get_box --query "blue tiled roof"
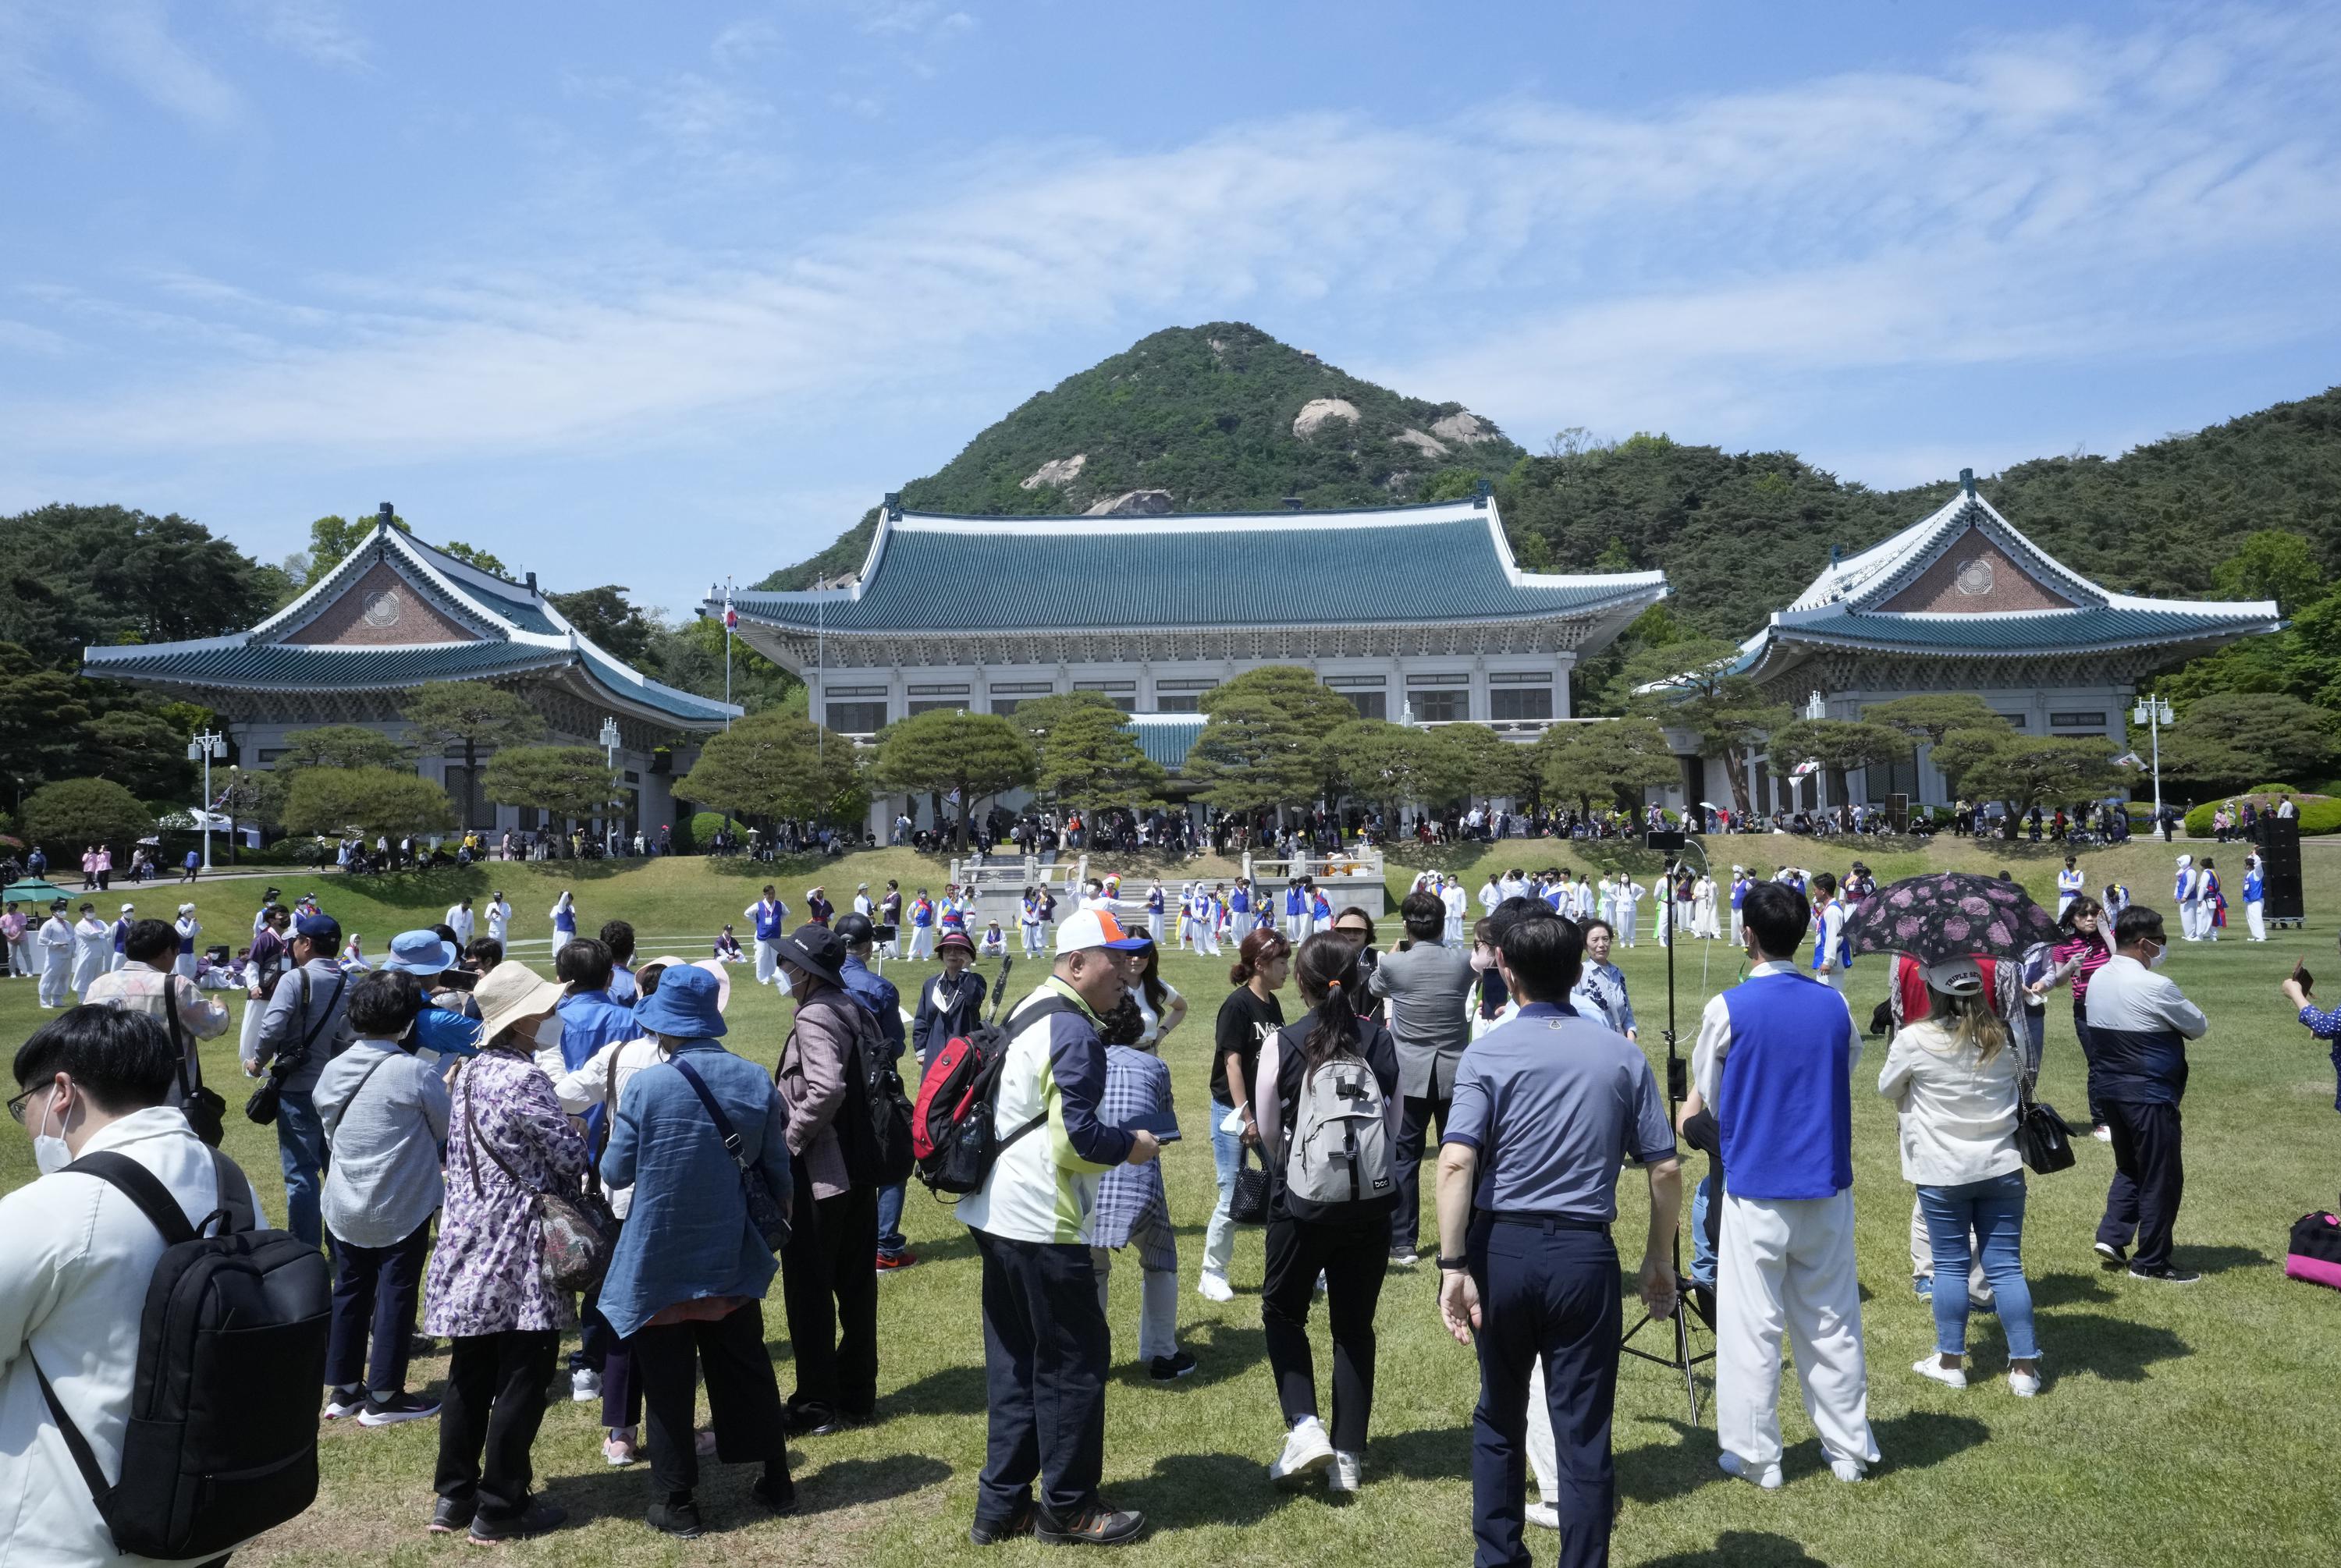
[1777,605,2276,654]
[735,508,1663,633]
[577,646,737,722]
[85,640,564,689]
[1126,715,1206,772]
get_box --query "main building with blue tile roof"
[84,509,738,840]
[720,490,1670,750]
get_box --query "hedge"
[2184,795,2341,837]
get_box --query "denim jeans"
[1916,1170,2036,1360]
[275,1089,328,1252]
[1689,1172,1716,1288]
[1204,1098,1241,1278]
[876,1181,908,1259]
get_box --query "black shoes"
[428,1496,474,1535]
[971,1504,1036,1546]
[783,1402,872,1437]
[647,1500,704,1539]
[2094,1240,2128,1271]
[467,1499,566,1544]
[751,1474,799,1515]
[2129,1265,2201,1284]
[1035,1500,1146,1546]
[1149,1351,1197,1382]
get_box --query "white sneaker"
[570,1368,601,1403]
[1912,1356,1968,1390]
[1327,1451,1362,1495]
[2092,1126,2113,1144]
[2008,1368,2042,1398]
[1270,1418,1334,1486]
[1195,1271,1234,1304]
[1718,1452,1782,1490]
[1524,1502,1561,1530]
[1829,1458,1868,1483]
[323,1394,364,1421]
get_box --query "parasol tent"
[1842,871,2057,967]
[3,878,71,903]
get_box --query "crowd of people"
[0,823,2277,1566]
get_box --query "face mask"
[775,969,794,997]
[531,1015,565,1050]
[2144,941,2167,970]
[1469,946,1496,974]
[32,1088,71,1176]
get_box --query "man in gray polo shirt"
[1434,911,1679,1568]
[1370,889,1476,1265]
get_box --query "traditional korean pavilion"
[83,511,737,838]
[1698,471,2282,812]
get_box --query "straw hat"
[473,960,567,1045]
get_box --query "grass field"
[4,835,2336,1566]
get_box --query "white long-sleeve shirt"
[37,917,73,960]
[445,905,474,945]
[484,901,511,942]
[1693,960,1863,1108]
[0,1109,268,1568]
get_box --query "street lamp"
[186,729,226,871]
[599,717,621,853]
[1804,690,1827,722]
[2132,693,2173,825]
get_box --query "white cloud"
[232,0,369,69]
[9,4,2341,480]
[711,16,782,68]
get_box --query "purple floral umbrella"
[1841,871,2057,964]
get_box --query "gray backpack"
[1279,1030,1394,1222]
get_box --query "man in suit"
[1369,890,1476,1268]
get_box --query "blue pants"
[876,1182,908,1259]
[1689,1172,1717,1288]
[2097,1099,2183,1274]
[275,1090,328,1251]
[324,1219,431,1399]
[1467,1215,1618,1568]
[1205,1098,1242,1276]
[1916,1172,2037,1360]
[973,1231,1109,1527]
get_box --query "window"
[1490,686,1553,722]
[990,698,1027,717]
[1993,713,2029,729]
[1409,689,1468,722]
[2050,711,2107,729]
[826,701,888,734]
[1324,676,1387,689]
[1156,695,1202,714]
[1487,670,1552,683]
[1156,678,1219,691]
[1075,680,1136,714]
[904,701,966,717]
[989,680,1054,695]
[1344,691,1387,720]
[1405,672,1469,685]
[909,683,971,697]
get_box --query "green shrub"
[2186,794,2341,836]
[691,811,731,850]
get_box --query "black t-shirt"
[1212,985,1286,1107]
[1270,1008,1401,1219]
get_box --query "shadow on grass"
[882,1362,990,1418]
[790,1453,952,1515]
[1114,1450,1288,1530]
[2029,1268,2116,1309]
[2039,1311,2188,1382]
[1640,1531,1838,1567]
[1362,1424,1469,1481]
[2176,1243,2269,1275]
[1177,1319,1269,1386]
[1621,1407,1987,1502]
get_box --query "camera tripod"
[1620,835,1714,1422]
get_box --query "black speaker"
[1645,830,1686,853]
[2259,818,2304,921]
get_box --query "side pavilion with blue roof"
[1695,471,2281,813]
[723,489,1667,722]
[83,509,738,839]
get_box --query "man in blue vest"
[1693,880,1877,1488]
[746,885,789,988]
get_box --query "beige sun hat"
[473,960,567,1045]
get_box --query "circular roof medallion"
[361,589,403,628]
[1953,557,1995,597]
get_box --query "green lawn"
[4,835,2336,1566]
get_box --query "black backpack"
[796,992,916,1190]
[32,1149,330,1560]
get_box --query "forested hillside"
[754,322,1527,590]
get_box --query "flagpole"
[723,576,734,729]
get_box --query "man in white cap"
[960,906,1157,1548]
[36,899,74,1009]
[108,903,135,971]
[2172,855,2201,941]
[70,903,112,1005]
[172,903,202,981]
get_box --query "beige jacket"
[779,982,861,1199]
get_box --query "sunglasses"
[7,1081,51,1126]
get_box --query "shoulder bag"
[2012,1060,2076,1176]
[165,982,227,1148]
[244,970,345,1126]
[670,1055,792,1252]
[460,1060,615,1292]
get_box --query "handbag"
[1228,1141,1272,1226]
[2012,1084,2076,1175]
[164,983,226,1148]
[671,1055,793,1253]
[462,1062,616,1293]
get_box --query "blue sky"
[5,1,2339,619]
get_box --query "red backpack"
[911,963,1074,1197]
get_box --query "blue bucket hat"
[633,961,727,1039]
[381,928,460,975]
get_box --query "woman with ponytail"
[1200,928,1291,1302]
[1251,933,1402,1495]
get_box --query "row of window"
[824,676,1558,733]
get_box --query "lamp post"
[2133,693,2172,825]
[599,716,621,853]
[186,729,226,870]
[1802,691,1827,811]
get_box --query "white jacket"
[0,1108,269,1568]
[553,1037,670,1220]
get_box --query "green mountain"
[754,322,1527,590]
[759,320,2341,651]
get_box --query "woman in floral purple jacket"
[423,963,586,1545]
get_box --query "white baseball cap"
[1054,908,1151,955]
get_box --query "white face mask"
[32,1086,72,1176]
[531,1015,565,1051]
[2144,940,2168,970]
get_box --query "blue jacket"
[559,988,641,1137]
[598,1039,790,1339]
[840,955,905,1065]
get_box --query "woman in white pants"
[2243,853,2267,941]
